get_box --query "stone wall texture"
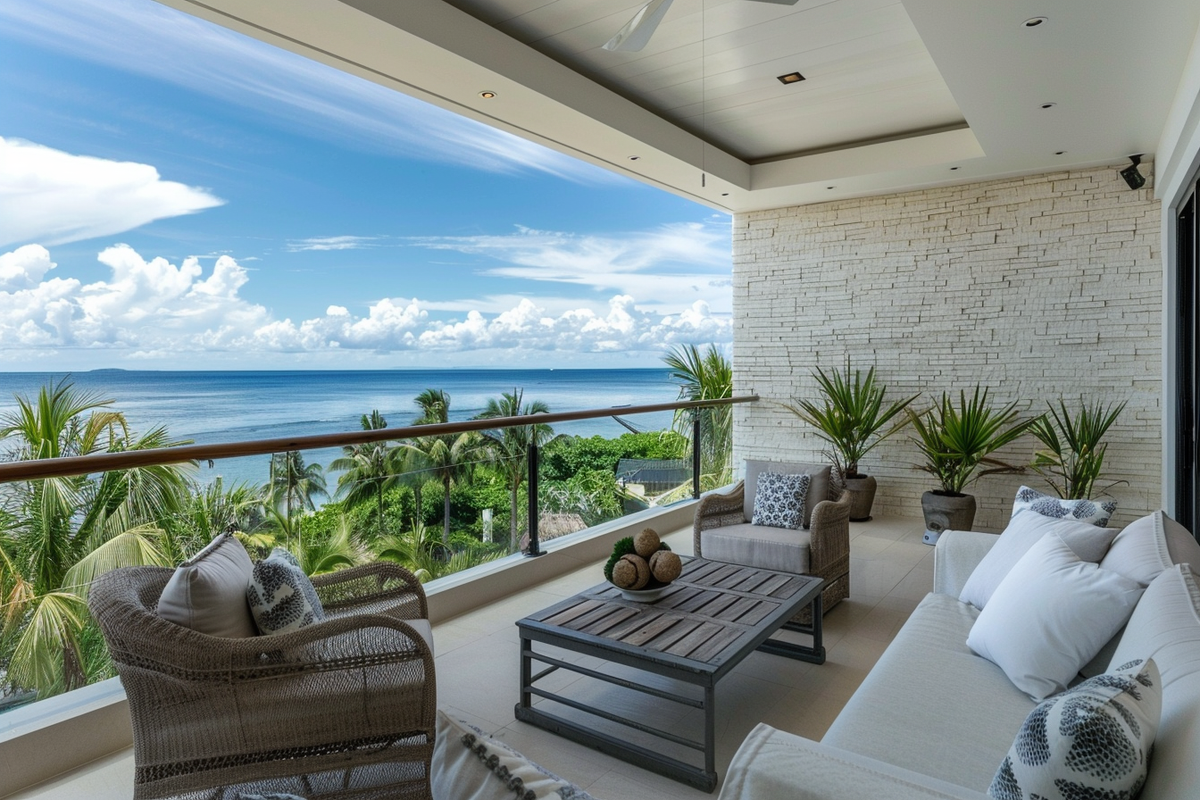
[732,164,1163,532]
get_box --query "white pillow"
[1101,510,1200,586]
[157,532,256,638]
[431,711,599,800]
[959,510,1120,610]
[989,658,1161,800]
[1011,485,1117,527]
[967,533,1144,700]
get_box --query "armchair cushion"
[157,532,256,638]
[751,472,810,529]
[744,460,832,529]
[699,523,812,574]
[248,548,326,635]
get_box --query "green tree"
[663,344,733,489]
[0,379,193,697]
[170,477,267,562]
[329,410,397,534]
[268,451,327,527]
[407,390,479,546]
[475,389,555,552]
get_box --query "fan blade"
[603,0,674,53]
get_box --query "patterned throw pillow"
[246,548,326,636]
[989,658,1161,800]
[751,471,810,530]
[1012,485,1117,528]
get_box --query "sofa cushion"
[966,533,1143,700]
[431,710,599,800]
[744,460,832,529]
[990,658,1161,800]
[1010,485,1117,527]
[959,510,1119,611]
[157,532,256,638]
[699,523,811,574]
[247,548,326,636]
[751,471,809,529]
[1104,564,1200,800]
[822,593,1035,791]
[1101,510,1200,586]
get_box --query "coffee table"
[514,558,825,792]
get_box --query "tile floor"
[11,516,932,799]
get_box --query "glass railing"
[0,393,754,714]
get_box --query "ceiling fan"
[603,0,799,52]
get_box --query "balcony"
[5,510,929,800]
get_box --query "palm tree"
[475,389,555,552]
[329,411,397,535]
[376,519,500,583]
[0,378,193,697]
[407,390,479,545]
[664,344,733,490]
[170,478,267,562]
[268,451,327,527]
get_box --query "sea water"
[0,369,682,489]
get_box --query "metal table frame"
[515,571,824,793]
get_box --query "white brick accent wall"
[732,164,1162,532]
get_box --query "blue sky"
[0,0,732,370]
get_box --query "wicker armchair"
[694,479,851,617]
[89,562,435,800]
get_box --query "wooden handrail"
[0,395,758,483]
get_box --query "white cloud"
[0,138,224,248]
[0,244,730,361]
[0,0,618,184]
[285,236,382,252]
[408,221,734,313]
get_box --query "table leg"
[758,593,825,664]
[519,634,532,711]
[704,683,716,779]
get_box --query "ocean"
[0,369,682,489]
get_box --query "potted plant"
[785,363,917,521]
[1029,398,1126,499]
[907,387,1033,544]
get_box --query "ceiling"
[154,0,1200,212]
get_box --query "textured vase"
[843,475,877,522]
[921,491,976,545]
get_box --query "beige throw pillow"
[157,532,256,638]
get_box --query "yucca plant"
[1029,399,1126,500]
[907,387,1033,495]
[784,364,917,479]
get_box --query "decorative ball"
[634,528,661,558]
[649,550,682,583]
[612,554,650,589]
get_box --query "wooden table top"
[517,558,823,677]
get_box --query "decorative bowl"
[613,579,671,602]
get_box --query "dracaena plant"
[907,387,1033,495]
[1029,399,1126,500]
[784,364,917,479]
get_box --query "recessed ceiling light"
[721,192,729,196]
[629,156,640,161]
[1055,151,1066,155]
[1023,17,1048,27]
[479,91,496,99]
[950,166,959,171]
[1040,102,1057,109]
[777,72,806,85]
[826,186,835,190]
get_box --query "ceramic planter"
[921,490,976,545]
[843,475,877,522]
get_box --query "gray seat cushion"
[744,460,833,529]
[822,593,1035,791]
[699,522,811,574]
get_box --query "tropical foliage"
[785,363,917,479]
[907,387,1033,495]
[475,389,556,551]
[407,390,480,545]
[663,344,733,490]
[1029,399,1126,500]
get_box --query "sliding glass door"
[1177,187,1198,531]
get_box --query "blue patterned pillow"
[246,548,326,636]
[989,658,1160,800]
[751,471,810,529]
[1012,485,1117,528]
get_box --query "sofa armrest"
[694,481,746,558]
[933,531,999,597]
[809,491,851,576]
[719,724,988,800]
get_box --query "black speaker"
[1120,155,1146,190]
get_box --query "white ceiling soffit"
[152,0,1200,212]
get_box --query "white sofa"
[718,511,1200,800]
